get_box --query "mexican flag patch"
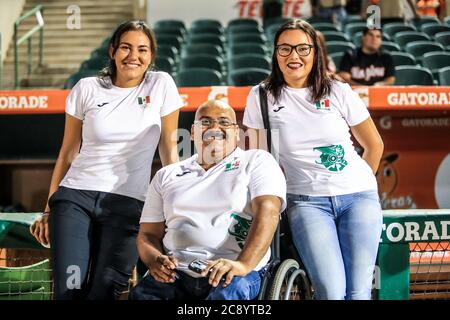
[137,96,151,108]
[315,99,330,110]
[225,159,240,172]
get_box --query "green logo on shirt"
[225,159,240,172]
[228,213,252,249]
[315,99,331,110]
[314,144,348,172]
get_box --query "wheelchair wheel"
[267,259,313,300]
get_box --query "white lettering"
[421,221,440,241]
[404,222,421,241]
[441,221,450,240]
[386,222,405,242]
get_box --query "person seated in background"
[129,100,286,300]
[312,0,348,24]
[338,27,396,86]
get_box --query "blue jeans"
[129,269,263,300]
[287,190,382,300]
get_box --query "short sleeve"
[385,54,396,78]
[335,82,370,127]
[160,73,184,117]
[339,50,353,74]
[65,79,86,120]
[248,150,287,212]
[243,86,265,129]
[140,172,165,223]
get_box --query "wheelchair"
[258,212,314,300]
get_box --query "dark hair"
[99,20,157,81]
[362,27,382,36]
[264,19,332,103]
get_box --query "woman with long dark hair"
[244,19,384,300]
[30,20,183,299]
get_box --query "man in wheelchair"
[129,100,286,300]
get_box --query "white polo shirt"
[140,147,287,277]
[60,71,183,201]
[243,81,378,196]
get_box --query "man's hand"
[149,254,178,283]
[201,259,251,288]
[30,214,50,247]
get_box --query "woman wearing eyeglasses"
[243,19,384,300]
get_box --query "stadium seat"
[175,68,223,87]
[330,52,344,71]
[394,31,431,49]
[405,41,445,61]
[154,27,186,40]
[228,54,271,71]
[422,51,450,78]
[187,34,225,48]
[227,25,263,37]
[412,16,441,29]
[390,52,417,66]
[154,19,186,32]
[191,19,222,29]
[158,45,179,61]
[394,66,435,85]
[227,68,270,86]
[312,22,340,32]
[179,54,223,73]
[434,31,450,50]
[228,18,259,28]
[189,26,224,36]
[265,23,283,44]
[264,17,289,28]
[181,44,223,58]
[228,43,268,57]
[381,41,401,52]
[80,57,109,71]
[326,41,356,54]
[154,56,175,74]
[445,16,450,25]
[155,34,183,51]
[341,15,364,27]
[421,24,450,37]
[438,66,450,85]
[351,32,391,46]
[322,31,350,42]
[228,33,267,45]
[65,69,99,89]
[383,23,417,37]
[90,47,108,60]
[344,22,368,37]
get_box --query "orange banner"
[1,86,450,115]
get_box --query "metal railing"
[13,4,44,88]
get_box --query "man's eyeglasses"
[194,118,238,128]
[276,44,314,57]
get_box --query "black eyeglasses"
[276,43,314,57]
[194,118,237,128]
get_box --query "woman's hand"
[30,213,50,247]
[148,254,178,283]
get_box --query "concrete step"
[17,22,127,31]
[21,73,72,87]
[23,6,131,15]
[13,29,112,40]
[19,14,132,27]
[5,55,91,65]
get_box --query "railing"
[13,5,44,88]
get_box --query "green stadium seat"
[330,52,344,71]
[179,54,223,73]
[438,66,450,85]
[227,68,270,86]
[312,22,340,32]
[412,16,441,29]
[265,23,283,44]
[187,34,225,48]
[189,26,225,36]
[228,18,259,28]
[227,25,263,37]
[383,23,416,37]
[154,56,175,74]
[326,41,356,55]
[90,47,108,60]
[422,51,450,79]
[80,57,108,72]
[154,27,186,39]
[158,45,179,61]
[421,23,450,37]
[445,16,450,25]
[155,34,183,51]
[344,22,367,37]
[175,68,223,87]
[228,33,267,45]
[322,31,349,42]
[0,259,51,300]
[434,31,450,50]
[154,19,186,32]
[182,44,223,58]
[228,43,268,57]
[405,41,445,61]
[228,54,271,71]
[394,66,435,85]
[342,15,364,27]
[390,52,417,66]
[191,19,222,29]
[264,17,289,27]
[381,41,401,52]
[351,31,391,46]
[394,31,431,49]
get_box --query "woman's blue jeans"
[287,190,382,300]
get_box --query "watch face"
[188,259,209,274]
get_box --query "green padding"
[0,286,51,300]
[0,213,44,249]
[0,259,51,296]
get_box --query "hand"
[30,213,50,247]
[201,259,251,288]
[148,254,178,284]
